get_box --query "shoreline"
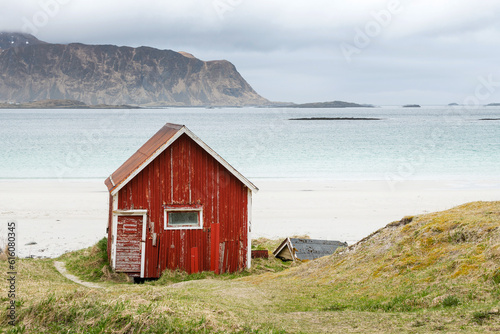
[252,179,500,244]
[1,178,498,258]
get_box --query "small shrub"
[492,269,500,284]
[448,230,477,244]
[96,237,108,262]
[370,295,419,312]
[324,303,347,311]
[472,311,490,325]
[411,320,426,328]
[442,295,460,307]
[4,325,26,334]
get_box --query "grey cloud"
[2,0,500,104]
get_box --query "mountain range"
[0,32,268,107]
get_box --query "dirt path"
[54,261,105,289]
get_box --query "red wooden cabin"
[104,123,258,279]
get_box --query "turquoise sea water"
[1,106,499,181]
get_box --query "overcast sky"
[2,0,500,105]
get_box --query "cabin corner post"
[110,192,119,270]
[107,193,113,261]
[247,188,252,269]
[140,212,147,278]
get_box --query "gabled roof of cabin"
[273,238,347,261]
[104,123,258,195]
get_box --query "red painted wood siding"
[116,134,248,277]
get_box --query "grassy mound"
[252,201,500,312]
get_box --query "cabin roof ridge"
[104,122,258,195]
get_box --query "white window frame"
[164,206,203,230]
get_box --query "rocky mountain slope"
[0,33,269,106]
[0,32,46,50]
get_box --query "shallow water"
[1,106,499,180]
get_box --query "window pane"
[168,211,199,226]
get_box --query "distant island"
[403,104,421,108]
[0,99,140,109]
[289,117,381,121]
[287,101,374,108]
[485,103,500,106]
[448,103,459,106]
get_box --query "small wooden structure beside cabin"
[104,123,258,278]
[251,250,269,259]
[273,238,347,262]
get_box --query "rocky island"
[287,100,374,108]
[0,99,139,109]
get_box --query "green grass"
[151,268,248,285]
[18,293,220,333]
[149,248,292,286]
[2,201,500,333]
[57,236,292,287]
[58,237,129,283]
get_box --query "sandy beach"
[1,178,498,258]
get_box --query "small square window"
[168,211,198,226]
[164,207,203,230]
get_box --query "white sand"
[1,179,498,258]
[0,180,108,258]
[252,179,500,244]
